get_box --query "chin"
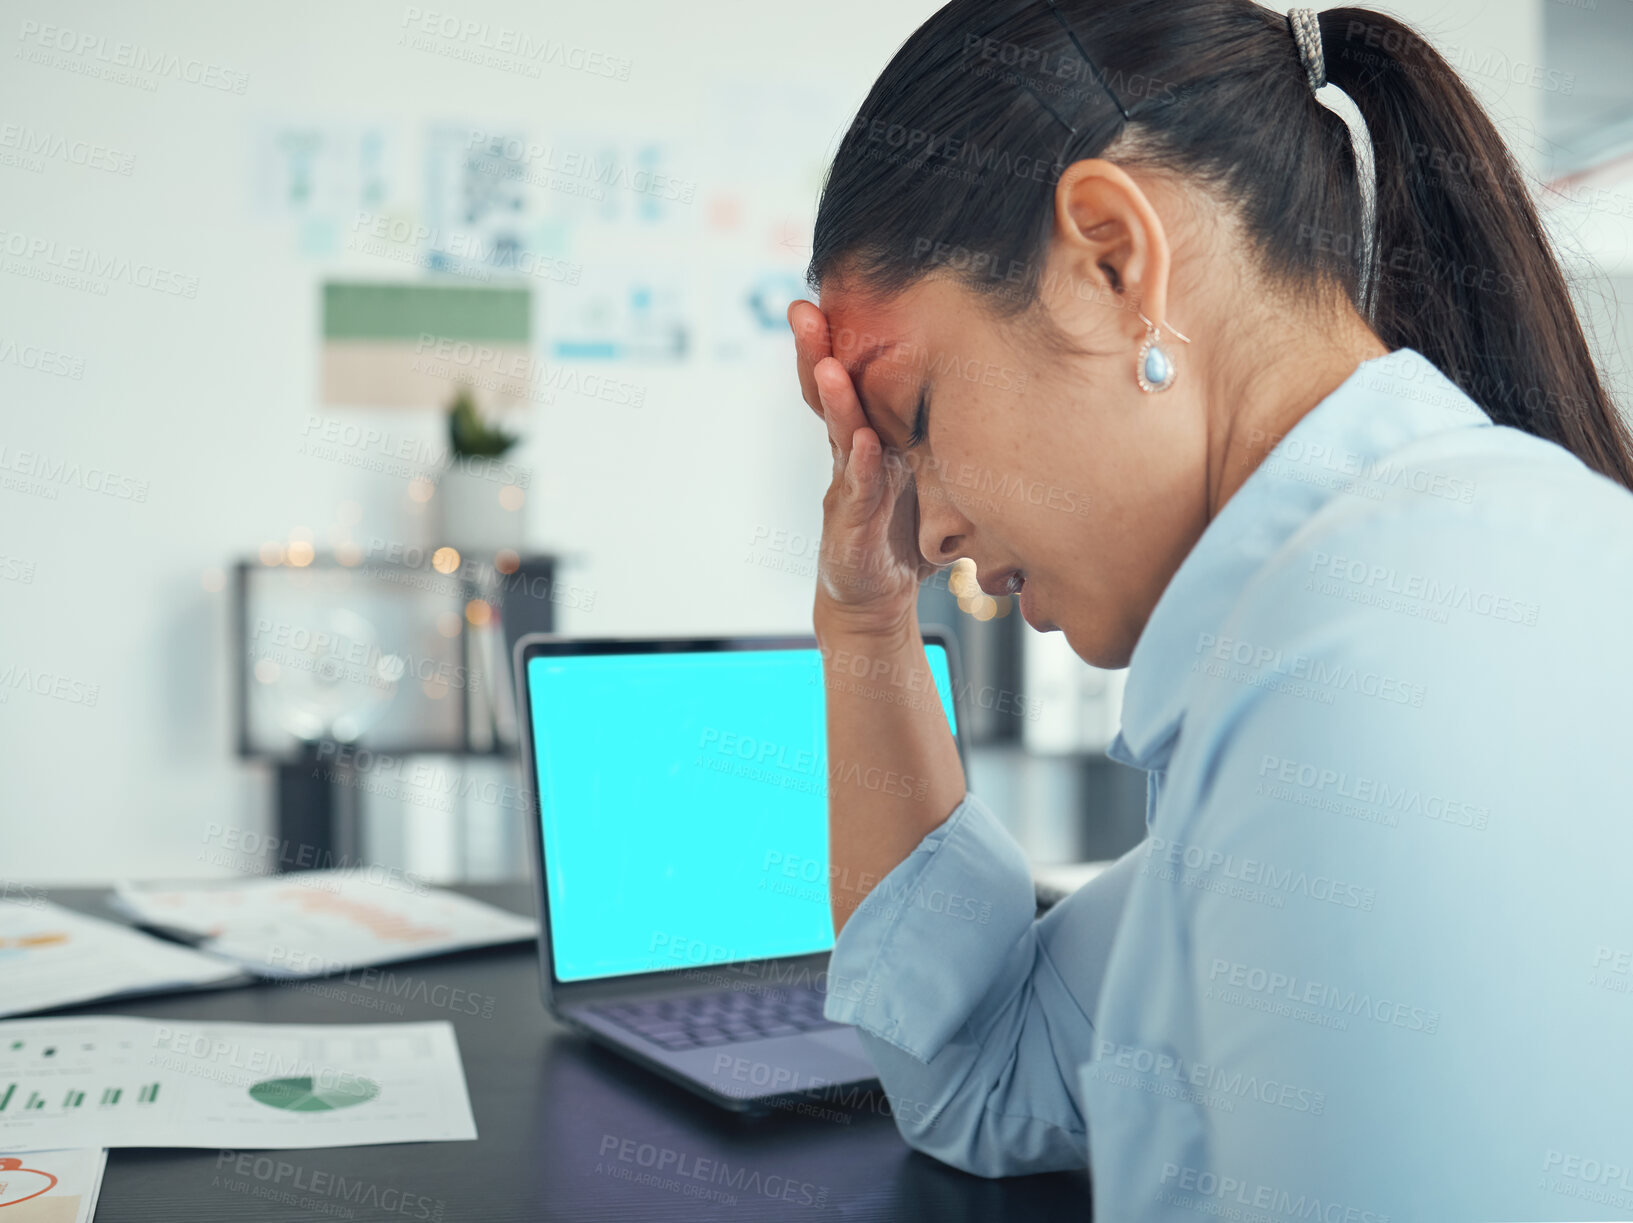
[1058,622,1133,670]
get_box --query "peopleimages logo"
[14,20,250,93]
[0,124,135,175]
[1542,1149,1633,1194]
[595,1134,828,1208]
[1090,1039,1327,1115]
[214,1151,445,1221]
[1158,1163,1390,1223]
[467,131,694,203]
[695,727,932,802]
[1305,550,1540,626]
[0,446,150,502]
[1142,834,1376,910]
[1257,754,1490,830]
[1194,632,1428,707]
[0,227,200,297]
[0,664,100,708]
[0,336,85,379]
[250,618,474,694]
[398,8,632,80]
[1207,958,1440,1034]
[1245,419,1479,504]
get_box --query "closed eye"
[905,389,930,448]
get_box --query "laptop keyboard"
[589,985,839,1051]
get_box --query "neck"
[1201,310,1389,520]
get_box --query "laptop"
[512,630,967,1112]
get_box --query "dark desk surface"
[49,884,1092,1222]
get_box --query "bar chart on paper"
[0,1017,477,1150]
[0,1032,165,1118]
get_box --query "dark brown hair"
[806,0,1633,490]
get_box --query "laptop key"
[637,1025,690,1042]
[594,984,841,1048]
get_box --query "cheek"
[1016,495,1100,585]
[997,460,1099,544]
[923,396,1093,534]
[1013,462,1095,522]
[917,450,1002,527]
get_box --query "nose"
[915,474,972,567]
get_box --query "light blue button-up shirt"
[823,347,1633,1221]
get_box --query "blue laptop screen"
[527,643,957,982]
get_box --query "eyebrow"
[847,342,890,383]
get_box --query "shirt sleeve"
[823,791,1144,1177]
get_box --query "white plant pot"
[432,458,526,556]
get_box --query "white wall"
[0,0,926,881]
[3,0,1586,883]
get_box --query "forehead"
[820,279,935,393]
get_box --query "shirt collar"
[1105,347,1493,774]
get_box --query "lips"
[977,568,1025,598]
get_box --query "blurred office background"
[2,0,1629,885]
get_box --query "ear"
[1051,159,1172,339]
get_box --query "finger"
[793,309,831,423]
[814,353,869,459]
[841,425,890,523]
[878,443,916,492]
[788,299,831,421]
[819,383,849,481]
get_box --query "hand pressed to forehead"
[787,298,881,472]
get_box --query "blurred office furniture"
[233,551,558,869]
[492,553,565,742]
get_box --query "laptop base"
[565,1002,880,1113]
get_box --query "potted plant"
[432,384,527,556]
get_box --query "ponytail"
[1321,9,1633,490]
[808,0,1633,489]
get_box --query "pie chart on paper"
[247,1075,380,1112]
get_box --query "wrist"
[812,596,920,653]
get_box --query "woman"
[787,1,1633,1218]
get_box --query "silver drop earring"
[1135,310,1192,394]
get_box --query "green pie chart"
[247,1075,380,1112]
